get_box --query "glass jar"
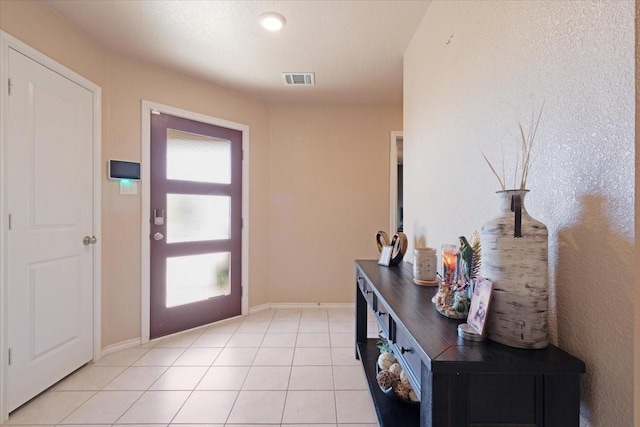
[441,244,458,284]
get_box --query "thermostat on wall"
[108,160,141,181]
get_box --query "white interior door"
[6,48,94,412]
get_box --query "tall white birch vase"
[480,189,549,349]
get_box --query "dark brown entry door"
[150,112,242,339]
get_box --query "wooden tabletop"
[356,260,585,375]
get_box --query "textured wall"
[635,3,639,425]
[268,104,402,304]
[404,1,634,425]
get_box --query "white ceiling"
[45,0,431,105]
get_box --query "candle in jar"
[441,244,458,284]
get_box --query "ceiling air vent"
[282,72,315,86]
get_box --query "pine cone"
[393,381,411,400]
[376,370,398,389]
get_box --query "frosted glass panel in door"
[167,128,231,183]
[166,194,230,243]
[166,252,231,307]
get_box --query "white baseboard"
[97,338,141,360]
[251,302,354,312]
[247,303,272,313]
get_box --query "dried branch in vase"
[482,103,544,190]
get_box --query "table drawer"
[374,297,391,338]
[392,323,422,394]
[357,271,375,308]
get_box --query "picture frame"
[467,277,493,335]
[378,245,393,266]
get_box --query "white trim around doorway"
[389,131,403,235]
[0,31,102,422]
[140,101,250,344]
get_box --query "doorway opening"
[389,131,403,234]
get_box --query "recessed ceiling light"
[259,12,286,32]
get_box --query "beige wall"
[635,2,639,425]
[404,1,634,425]
[268,105,401,304]
[102,55,273,345]
[1,1,399,348]
[0,0,108,87]
[0,0,273,347]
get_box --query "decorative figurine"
[376,231,408,266]
[457,235,473,286]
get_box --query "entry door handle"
[154,209,164,225]
[83,235,97,245]
[153,232,164,241]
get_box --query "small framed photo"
[378,245,393,266]
[467,277,493,335]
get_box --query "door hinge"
[8,213,12,230]
[241,149,244,161]
[241,218,244,229]
[8,78,12,96]
[8,348,12,365]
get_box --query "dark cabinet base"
[355,260,585,427]
[426,370,542,426]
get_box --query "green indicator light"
[120,179,131,185]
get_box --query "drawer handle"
[377,311,386,316]
[401,346,411,354]
[365,290,372,294]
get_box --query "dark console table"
[355,260,585,427]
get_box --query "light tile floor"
[4,307,381,427]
